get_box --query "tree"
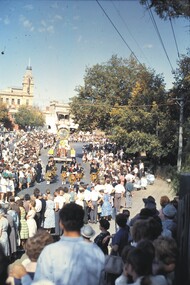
[0,103,12,129]
[108,71,177,160]
[14,106,45,129]
[70,55,148,130]
[71,55,178,161]
[140,0,190,19]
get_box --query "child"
[94,219,110,255]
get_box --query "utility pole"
[176,96,184,172]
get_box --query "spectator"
[80,224,95,242]
[0,207,10,256]
[22,203,105,285]
[153,236,178,285]
[26,200,37,238]
[123,247,167,285]
[111,213,130,256]
[94,218,110,254]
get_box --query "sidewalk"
[91,178,175,236]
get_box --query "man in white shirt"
[89,186,101,224]
[34,190,42,229]
[54,188,66,236]
[114,180,125,214]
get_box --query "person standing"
[89,186,101,224]
[0,207,10,256]
[125,179,134,208]
[21,203,105,285]
[44,195,55,233]
[114,180,125,214]
[139,160,144,179]
[26,200,37,238]
[35,159,42,183]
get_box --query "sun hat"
[163,203,177,218]
[81,225,95,239]
[143,196,156,209]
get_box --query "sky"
[0,0,189,108]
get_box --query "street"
[18,142,90,197]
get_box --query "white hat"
[15,196,20,202]
[81,225,95,239]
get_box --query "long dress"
[19,207,29,240]
[27,209,37,238]
[101,194,112,217]
[0,216,10,256]
[5,214,17,255]
[44,200,55,229]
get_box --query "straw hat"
[81,225,95,239]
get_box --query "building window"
[6,98,9,104]
[12,98,15,104]
[17,99,20,105]
[26,99,29,106]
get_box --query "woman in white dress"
[26,200,37,238]
[0,174,7,202]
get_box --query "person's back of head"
[153,236,178,275]
[9,196,15,203]
[127,247,152,277]
[25,229,54,262]
[63,187,69,194]
[24,193,31,201]
[116,213,128,228]
[33,188,40,198]
[59,203,84,232]
[132,217,162,243]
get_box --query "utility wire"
[96,0,142,66]
[146,0,175,73]
[76,102,178,108]
[169,17,180,59]
[111,0,151,66]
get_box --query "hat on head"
[163,204,177,218]
[143,196,156,209]
[81,225,95,239]
[14,196,20,202]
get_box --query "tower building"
[0,65,34,113]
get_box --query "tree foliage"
[71,55,149,130]
[14,106,45,129]
[0,103,13,129]
[70,55,178,160]
[140,0,190,19]
[0,103,10,124]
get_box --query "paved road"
[19,142,175,236]
[19,142,91,197]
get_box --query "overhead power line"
[146,0,175,73]
[111,0,151,66]
[76,101,178,108]
[96,0,142,66]
[169,17,180,59]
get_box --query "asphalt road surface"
[18,142,90,197]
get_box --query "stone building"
[43,100,78,134]
[0,65,34,115]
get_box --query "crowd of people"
[0,130,55,200]
[0,130,179,285]
[0,194,178,285]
